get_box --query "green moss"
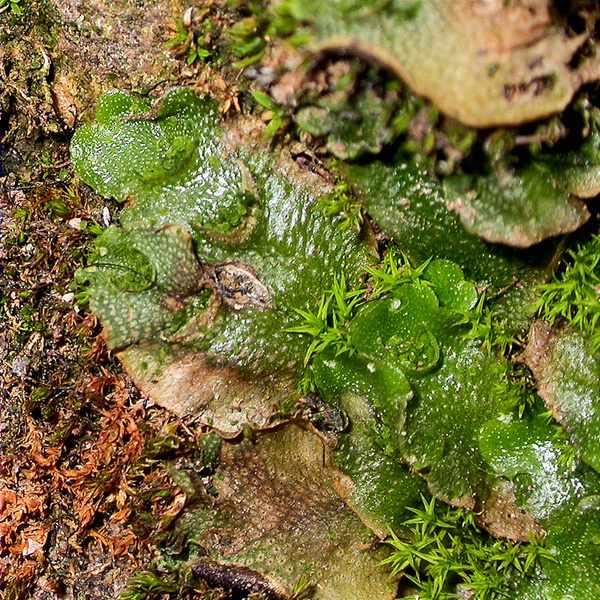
[200,433,221,473]
[535,234,600,352]
[71,89,225,218]
[422,258,478,313]
[118,572,178,600]
[316,183,363,232]
[296,85,399,159]
[382,495,553,600]
[70,84,600,599]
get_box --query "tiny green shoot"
[252,90,289,138]
[317,183,364,232]
[165,17,210,65]
[0,0,22,15]
[291,573,314,599]
[366,248,431,299]
[458,294,519,354]
[286,273,367,367]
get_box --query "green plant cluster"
[235,1,600,255]
[70,87,371,377]
[165,17,211,65]
[219,0,311,69]
[289,249,479,382]
[251,90,289,138]
[535,234,600,350]
[316,183,364,232]
[382,496,553,600]
[70,87,600,600]
[224,2,269,70]
[164,0,306,70]
[459,295,521,355]
[119,572,178,600]
[306,254,531,505]
[287,272,365,372]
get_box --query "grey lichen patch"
[279,0,600,127]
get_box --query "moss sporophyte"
[71,87,600,599]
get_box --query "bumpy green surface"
[77,225,205,349]
[478,389,600,599]
[422,258,478,313]
[344,161,556,291]
[72,88,372,377]
[510,496,600,600]
[544,332,600,474]
[313,350,425,534]
[542,118,600,198]
[71,89,243,231]
[348,284,446,375]
[402,335,517,502]
[445,163,589,248]
[318,270,517,505]
[177,425,399,600]
[479,415,585,523]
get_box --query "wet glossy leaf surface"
[344,161,556,290]
[72,88,372,422]
[510,496,600,600]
